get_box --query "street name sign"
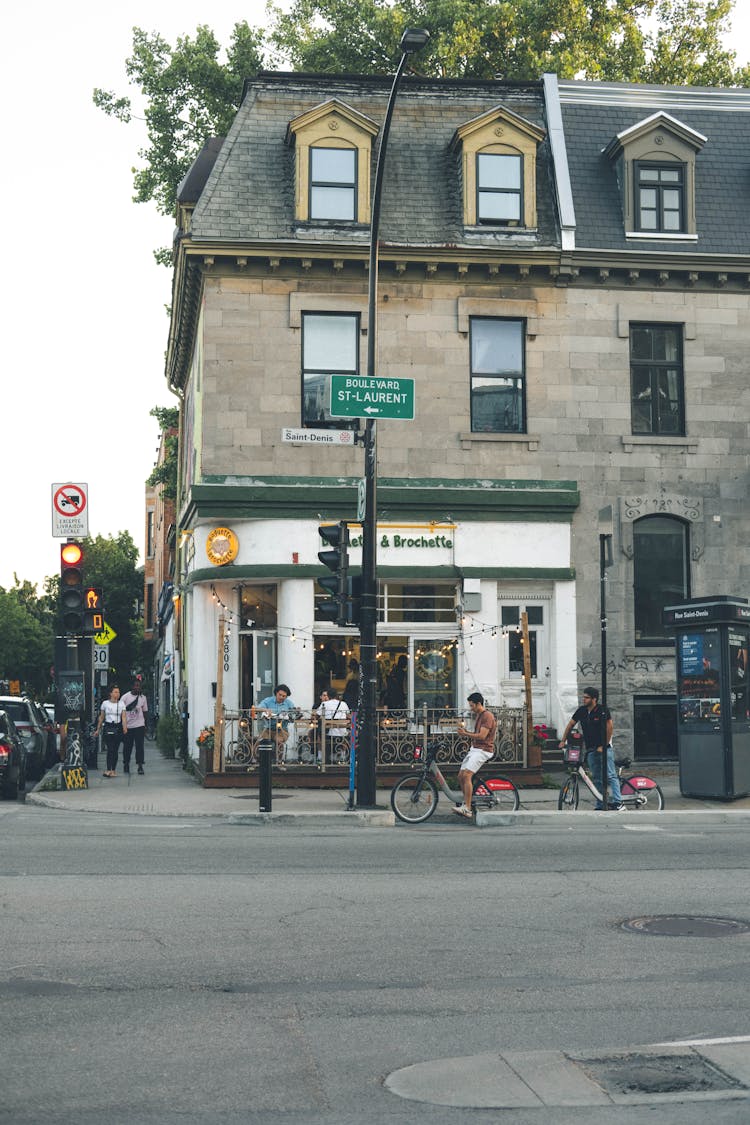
[281,427,355,445]
[330,376,415,420]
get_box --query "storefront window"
[413,640,457,710]
[314,634,458,711]
[501,603,543,677]
[240,585,277,629]
[315,580,456,624]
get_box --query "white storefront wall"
[184,518,576,753]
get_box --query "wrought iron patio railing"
[217,705,526,772]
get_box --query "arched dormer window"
[633,515,690,646]
[286,99,379,224]
[604,112,707,240]
[450,106,545,230]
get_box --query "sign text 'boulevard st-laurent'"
[330,375,415,420]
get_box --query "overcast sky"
[3,1,748,593]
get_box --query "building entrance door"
[240,631,276,708]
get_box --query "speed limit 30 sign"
[93,644,109,669]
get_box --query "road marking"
[657,1035,750,1047]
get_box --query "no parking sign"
[52,482,89,537]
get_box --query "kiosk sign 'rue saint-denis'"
[329,375,415,420]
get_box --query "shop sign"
[206,527,239,566]
[349,530,453,549]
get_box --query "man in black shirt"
[559,686,624,810]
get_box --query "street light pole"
[357,27,430,807]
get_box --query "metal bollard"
[258,738,273,812]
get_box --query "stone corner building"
[164,70,750,766]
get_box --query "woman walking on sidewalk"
[95,685,126,778]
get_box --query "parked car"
[0,709,26,799]
[0,697,47,780]
[42,702,62,759]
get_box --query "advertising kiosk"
[663,596,750,799]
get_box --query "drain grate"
[578,1053,745,1096]
[621,914,750,937]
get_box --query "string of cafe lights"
[209,585,523,655]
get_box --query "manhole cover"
[621,914,750,937]
[578,1053,745,1096]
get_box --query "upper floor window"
[146,510,155,558]
[630,324,684,435]
[636,163,685,233]
[604,112,706,240]
[633,516,689,646]
[470,317,525,433]
[310,147,356,220]
[302,312,359,427]
[287,99,378,224]
[451,106,545,230]
[476,153,522,224]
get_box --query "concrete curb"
[227,811,395,827]
[475,808,750,828]
[384,1039,750,1109]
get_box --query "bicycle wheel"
[390,775,439,823]
[620,775,665,810]
[558,775,579,811]
[472,774,520,812]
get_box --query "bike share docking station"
[664,596,750,799]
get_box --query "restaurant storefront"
[177,478,580,770]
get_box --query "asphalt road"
[2,803,750,1124]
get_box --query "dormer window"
[451,106,545,230]
[604,112,706,240]
[477,153,522,223]
[635,163,685,233]
[287,99,379,224]
[310,146,356,220]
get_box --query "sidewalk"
[26,741,750,825]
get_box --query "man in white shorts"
[453,691,496,818]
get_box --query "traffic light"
[60,541,84,634]
[82,587,104,636]
[318,522,349,626]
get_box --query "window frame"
[469,316,526,434]
[633,515,690,647]
[475,152,523,226]
[629,323,685,437]
[308,145,357,222]
[301,311,360,429]
[634,161,686,234]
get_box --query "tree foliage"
[146,405,179,502]
[0,581,54,696]
[93,22,266,220]
[270,0,742,84]
[94,2,746,225]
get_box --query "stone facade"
[165,73,750,758]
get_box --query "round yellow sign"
[206,527,239,566]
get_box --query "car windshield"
[0,714,9,736]
[1,700,29,724]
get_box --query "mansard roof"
[557,79,750,255]
[189,72,559,250]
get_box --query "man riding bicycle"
[454,692,496,819]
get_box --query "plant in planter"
[196,726,215,753]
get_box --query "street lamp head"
[399,27,430,53]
